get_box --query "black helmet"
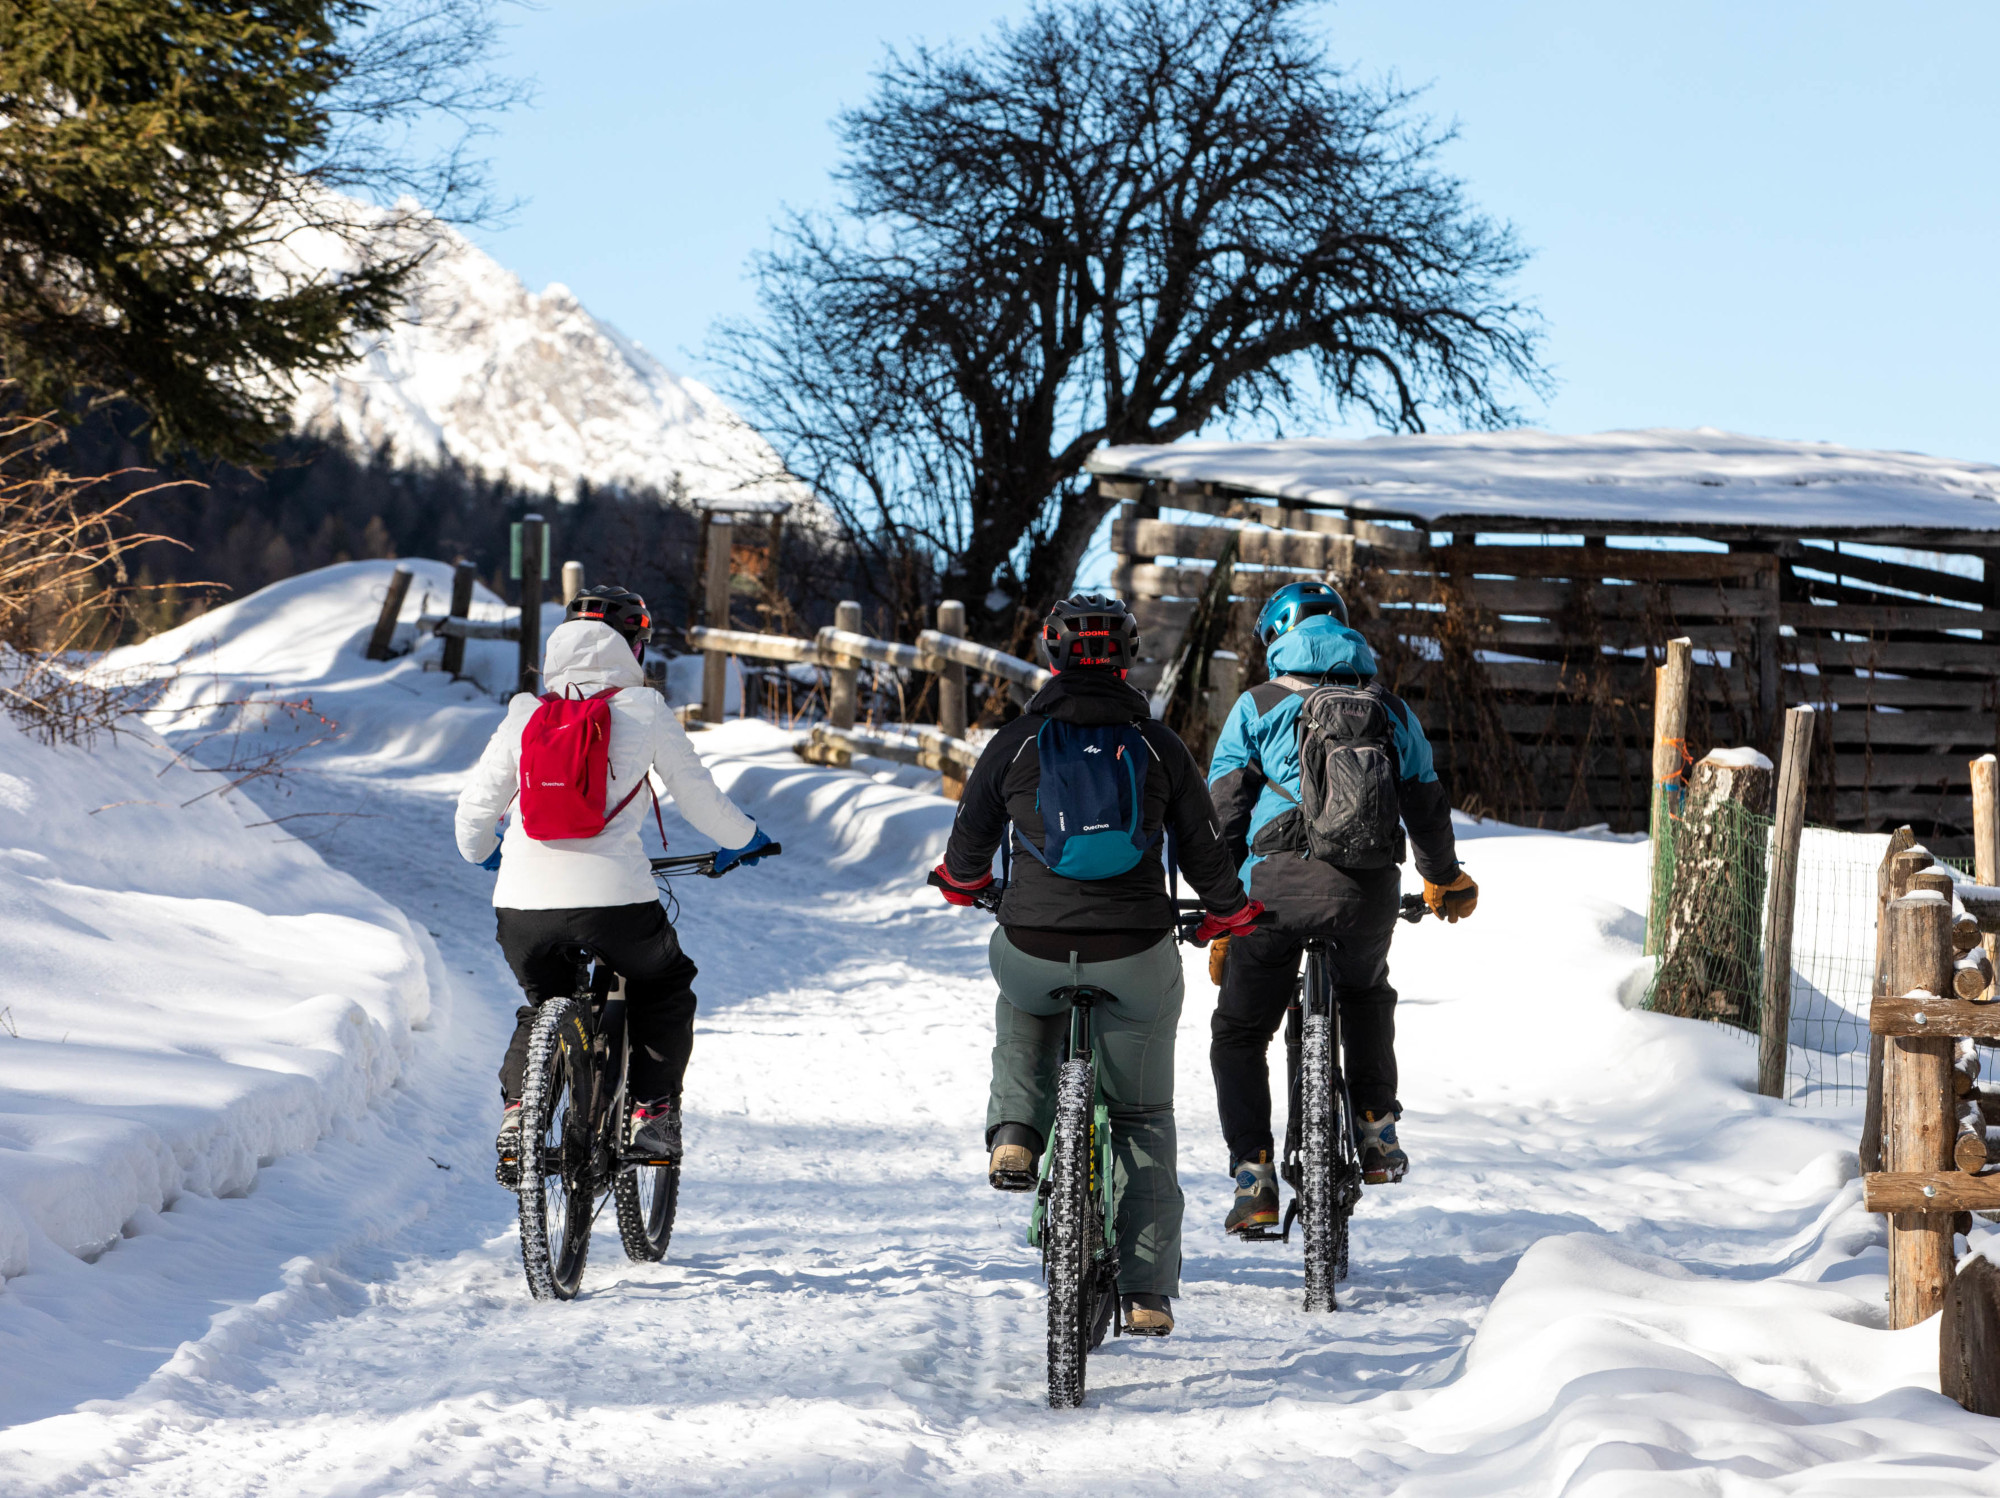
[1041,593,1140,672]
[566,584,652,656]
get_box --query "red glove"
[1194,899,1265,946]
[932,862,994,907]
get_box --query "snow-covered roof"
[1085,428,2000,534]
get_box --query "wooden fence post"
[1646,636,1695,956]
[364,565,413,661]
[1975,754,1998,1000]
[828,600,862,730]
[937,600,968,801]
[702,514,733,724]
[516,514,545,696]
[562,560,584,607]
[1759,705,1815,1097]
[1885,889,1957,1328]
[1864,833,1928,1171]
[441,559,476,678]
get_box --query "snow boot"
[1225,1153,1279,1236]
[628,1099,682,1163]
[495,1101,523,1188]
[1121,1292,1174,1336]
[1359,1110,1407,1184]
[988,1122,1040,1191]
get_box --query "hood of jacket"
[1265,615,1377,679]
[1022,667,1153,725]
[540,619,644,695]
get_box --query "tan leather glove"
[1424,870,1479,922]
[1209,934,1231,985]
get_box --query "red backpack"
[517,687,660,841]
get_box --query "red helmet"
[1041,593,1140,672]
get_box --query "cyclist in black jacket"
[934,594,1262,1336]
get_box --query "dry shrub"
[0,404,196,744]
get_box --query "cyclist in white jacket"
[455,586,773,1175]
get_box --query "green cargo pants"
[986,928,1184,1297]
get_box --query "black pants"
[495,901,699,1105]
[1210,912,1399,1167]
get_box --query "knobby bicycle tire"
[1299,1008,1341,1312]
[1045,1057,1094,1409]
[517,999,595,1301]
[614,1148,679,1263]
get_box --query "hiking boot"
[1225,1154,1279,1235]
[628,1099,682,1163]
[1121,1292,1174,1336]
[495,1101,523,1187]
[1359,1110,1408,1184]
[988,1122,1040,1192]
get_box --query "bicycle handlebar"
[649,842,784,880]
[1397,892,1432,923]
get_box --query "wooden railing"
[1859,757,2000,1410]
[688,600,1049,793]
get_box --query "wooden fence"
[688,600,1050,794]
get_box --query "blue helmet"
[1255,581,1348,646]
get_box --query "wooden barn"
[1084,428,2000,852]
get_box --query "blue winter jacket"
[1208,616,1460,893]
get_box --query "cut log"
[1942,1252,2000,1415]
[1653,749,1774,1028]
[1959,1100,1990,1174]
[1957,1040,1982,1098]
[1959,913,1986,957]
[1959,948,1997,1002]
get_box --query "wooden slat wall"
[1104,490,2000,848]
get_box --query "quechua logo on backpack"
[1017,720,1153,880]
[517,687,648,839]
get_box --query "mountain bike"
[1252,890,1431,1312]
[934,873,1269,1406]
[512,842,782,1301]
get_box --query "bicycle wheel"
[614,1145,680,1263]
[1045,1056,1094,1409]
[1299,949,1349,1313]
[517,998,595,1301]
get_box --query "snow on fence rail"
[687,601,1049,795]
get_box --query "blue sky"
[464,1,1999,463]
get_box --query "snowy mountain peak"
[289,214,802,508]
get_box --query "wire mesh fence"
[1645,796,1912,1105]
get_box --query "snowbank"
[0,713,432,1279]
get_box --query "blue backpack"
[1015,718,1154,881]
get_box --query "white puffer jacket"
[455,621,757,909]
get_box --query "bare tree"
[719,0,1545,641]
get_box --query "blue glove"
[712,827,773,875]
[478,842,503,872]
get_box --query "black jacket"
[942,670,1248,933]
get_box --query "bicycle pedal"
[495,1157,521,1190]
[1230,1227,1285,1242]
[989,1168,1035,1192]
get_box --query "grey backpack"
[1269,676,1404,868]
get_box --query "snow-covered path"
[6,564,2000,1495]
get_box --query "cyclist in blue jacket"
[1206,582,1477,1235]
